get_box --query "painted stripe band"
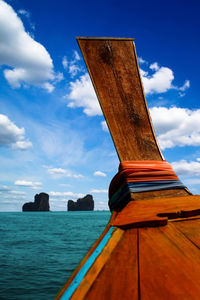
[109,180,186,210]
[60,226,114,300]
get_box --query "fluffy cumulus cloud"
[68,73,102,116]
[138,55,190,94]
[93,171,107,177]
[141,65,174,94]
[141,62,190,95]
[171,160,200,176]
[0,114,32,150]
[0,0,55,91]
[150,107,200,149]
[47,167,83,178]
[14,180,42,189]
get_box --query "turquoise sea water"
[0,211,110,300]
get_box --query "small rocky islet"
[22,193,94,211]
[22,192,50,211]
[68,194,94,211]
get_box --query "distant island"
[68,194,94,211]
[22,192,50,211]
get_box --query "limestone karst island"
[22,193,50,211]
[22,193,94,211]
[67,194,94,211]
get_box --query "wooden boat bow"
[56,38,200,299]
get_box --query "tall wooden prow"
[56,38,200,300]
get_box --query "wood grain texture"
[173,218,200,248]
[85,229,138,300]
[139,223,200,299]
[77,38,162,161]
[130,188,191,200]
[112,195,200,228]
[77,38,189,199]
[70,228,124,300]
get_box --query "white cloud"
[149,62,159,71]
[47,167,83,178]
[3,194,26,200]
[0,186,26,199]
[142,66,174,94]
[101,121,109,132]
[173,80,190,98]
[14,180,42,189]
[48,168,66,175]
[0,114,32,150]
[63,51,82,77]
[0,185,11,192]
[90,189,108,194]
[67,73,102,116]
[141,62,190,95]
[49,191,84,198]
[94,171,107,177]
[41,82,54,93]
[18,8,35,32]
[18,9,30,18]
[62,56,68,70]
[171,160,200,176]
[0,0,55,91]
[150,107,200,149]
[74,50,80,61]
[12,140,32,150]
[138,57,146,64]
[69,64,81,77]
[140,69,148,77]
[54,72,64,83]
[179,80,190,91]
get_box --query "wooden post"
[77,37,189,199]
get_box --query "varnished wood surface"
[173,218,200,248]
[85,229,138,300]
[77,38,163,161]
[57,217,200,299]
[113,195,200,228]
[131,187,191,200]
[77,38,189,199]
[139,223,200,299]
[70,228,124,300]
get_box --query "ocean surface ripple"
[0,211,110,300]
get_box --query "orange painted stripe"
[109,161,179,198]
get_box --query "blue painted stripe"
[60,226,114,300]
[109,180,186,210]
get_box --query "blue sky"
[0,0,200,211]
